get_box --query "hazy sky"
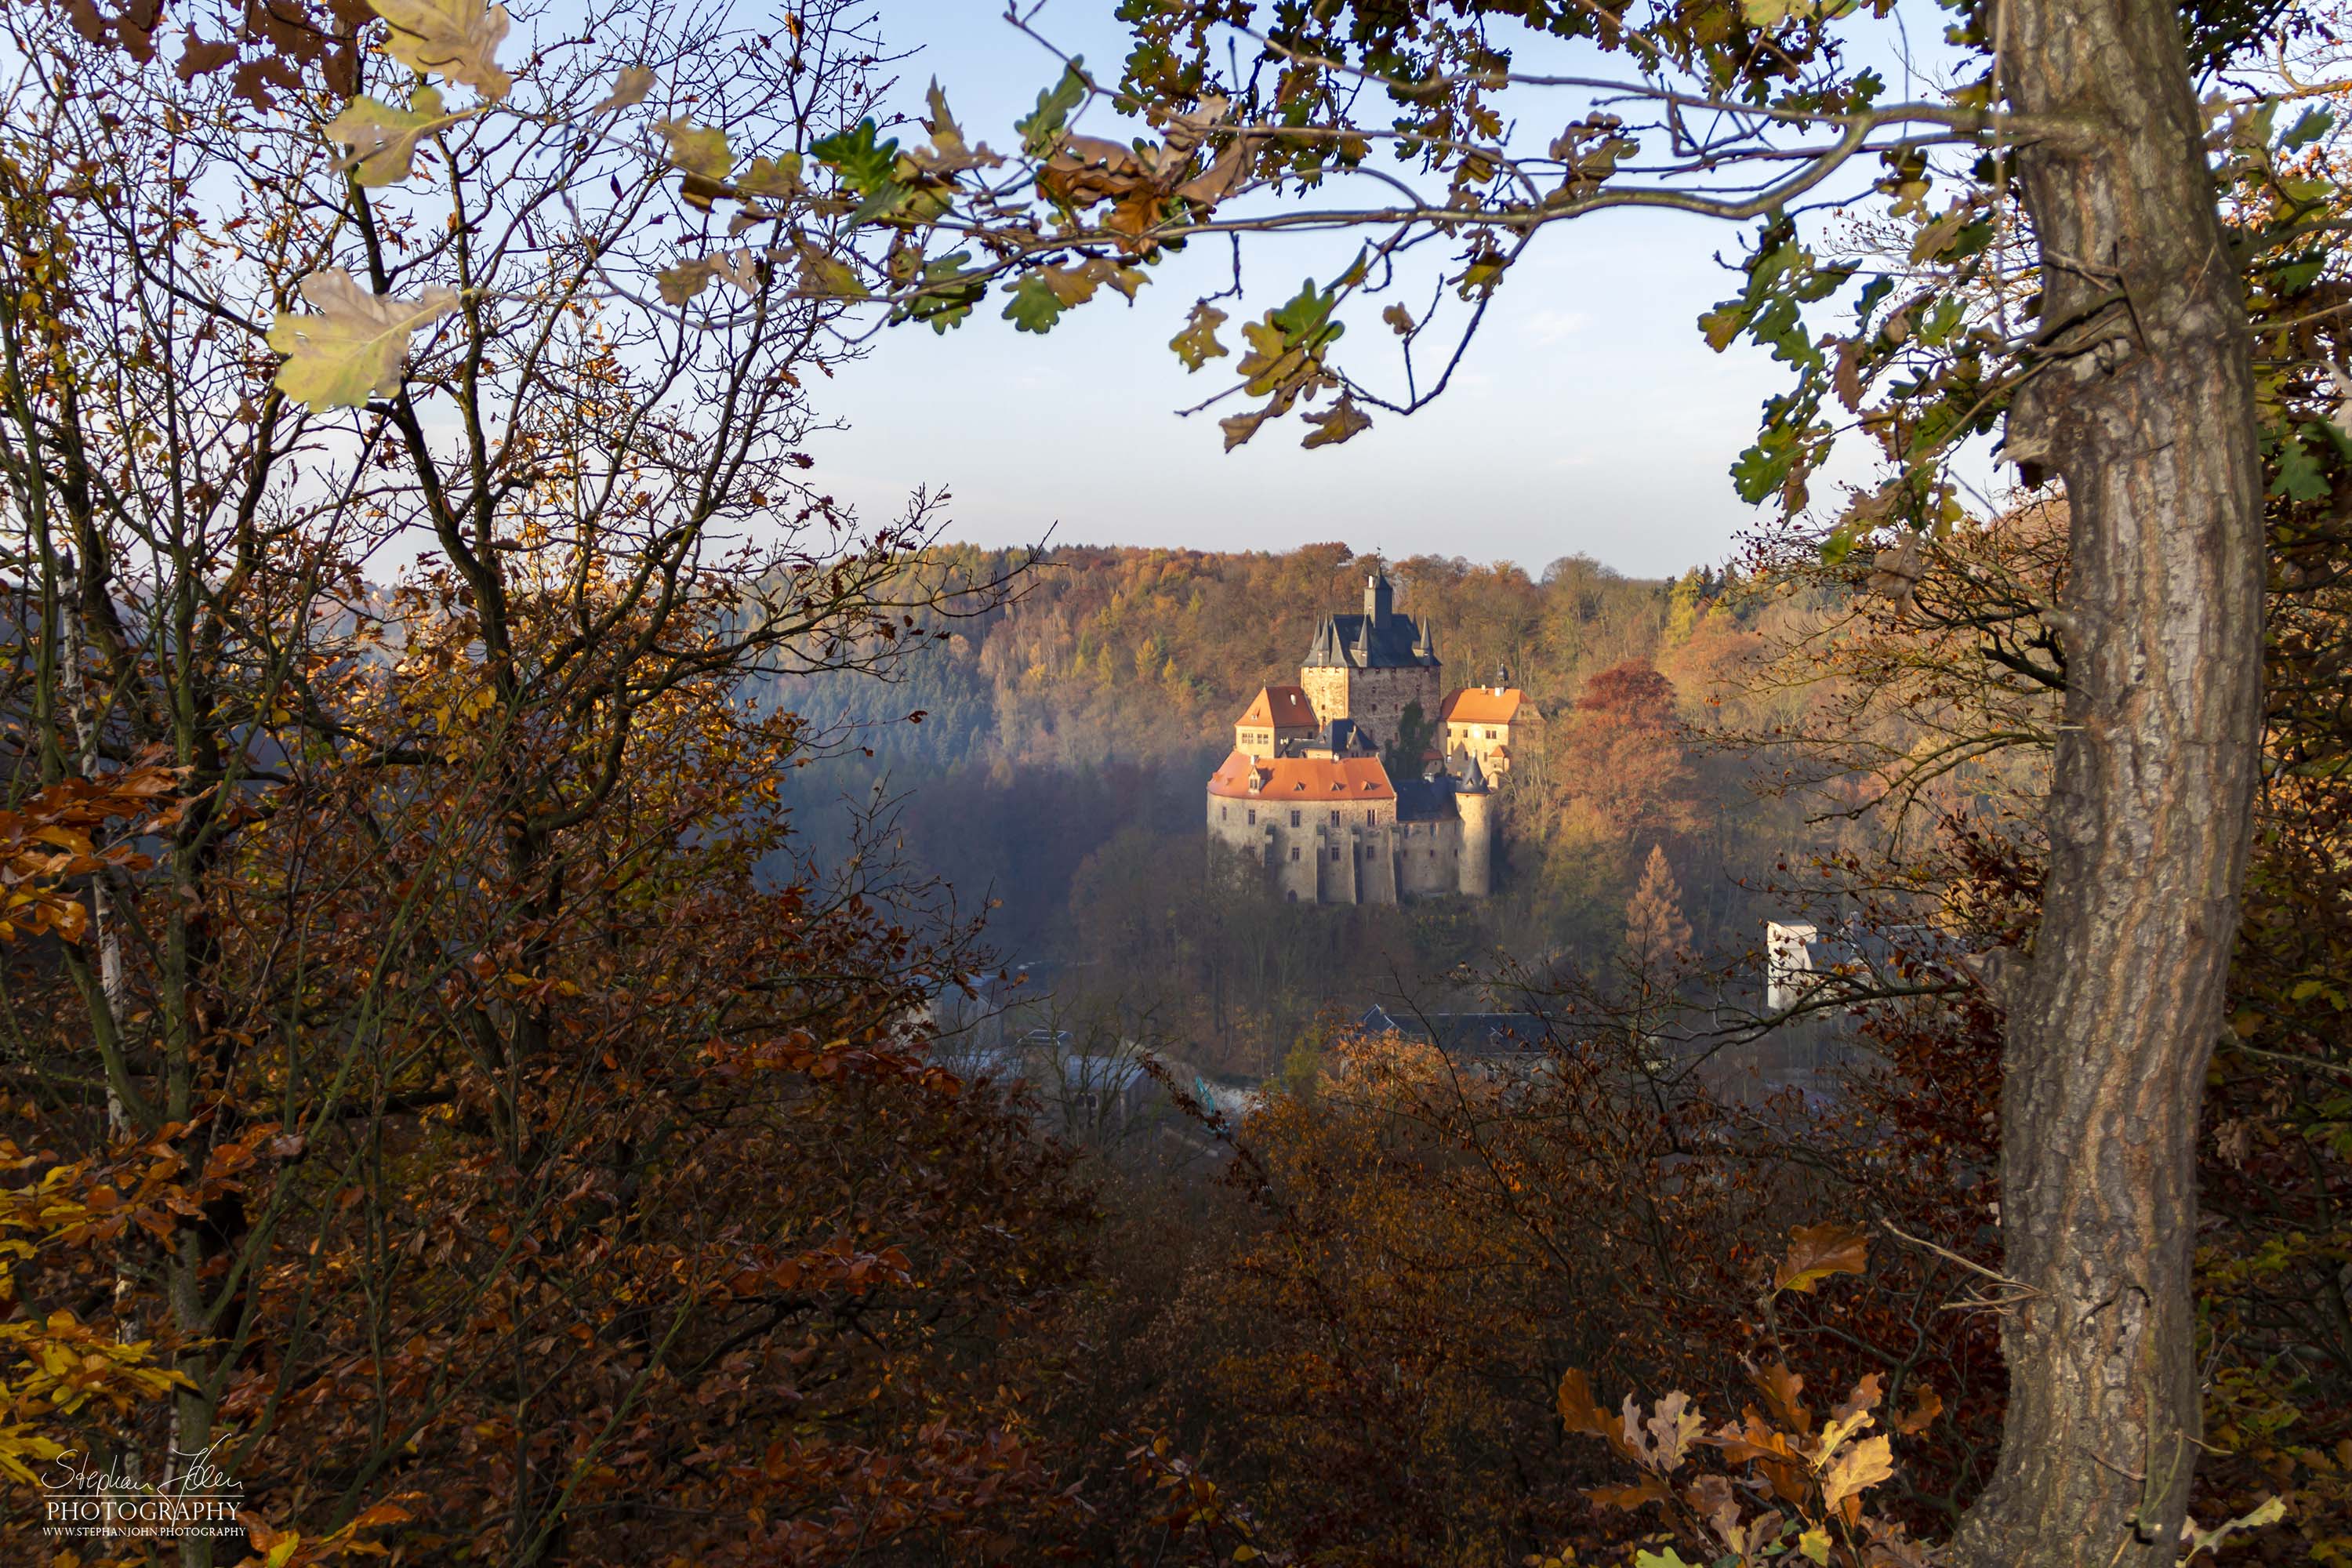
[809,2,1904,581]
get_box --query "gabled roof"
[1441,687,1533,725]
[1304,612,1439,670]
[1238,684,1318,730]
[1208,749,1395,802]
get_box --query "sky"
[806,2,1916,582]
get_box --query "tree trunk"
[1952,2,2265,1563]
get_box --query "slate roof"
[1391,775,1461,822]
[1304,612,1439,670]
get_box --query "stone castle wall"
[1300,663,1443,757]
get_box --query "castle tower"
[1455,754,1494,898]
[1298,568,1442,760]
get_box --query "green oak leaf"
[812,119,908,223]
[1016,60,1088,155]
[1002,274,1064,335]
[267,268,458,411]
[2281,107,2335,152]
[2270,426,2328,501]
[896,250,984,333]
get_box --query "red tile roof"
[1441,687,1530,725]
[1207,749,1395,802]
[1238,684,1318,729]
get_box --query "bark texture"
[1951,1,2266,1563]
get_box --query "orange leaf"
[1830,1372,1884,1428]
[1892,1384,1943,1436]
[1556,1367,1613,1439]
[1773,1221,1868,1294]
[1587,1476,1672,1511]
[1754,1362,1811,1434]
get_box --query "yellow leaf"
[324,85,454,187]
[1170,301,1229,371]
[794,245,867,300]
[368,0,513,101]
[590,65,655,115]
[656,118,732,183]
[267,269,459,412]
[1798,1526,1831,1564]
[1820,1432,1894,1512]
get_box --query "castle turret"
[1365,568,1394,625]
[1455,754,1494,898]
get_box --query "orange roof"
[1207,749,1394,802]
[1441,687,1530,725]
[1238,684,1318,729]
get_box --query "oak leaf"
[795,245,868,300]
[590,64,655,115]
[1588,1476,1672,1510]
[1773,1220,1868,1294]
[1555,1367,1613,1439]
[1828,1372,1884,1428]
[368,0,512,101]
[659,251,758,304]
[657,117,732,182]
[1890,1383,1943,1436]
[1753,1361,1810,1432]
[1820,1432,1894,1512]
[267,269,458,411]
[909,79,1002,174]
[1302,396,1371,450]
[1171,302,1229,371]
[324,85,452,187]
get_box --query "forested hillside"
[774,542,1834,1069]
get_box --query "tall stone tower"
[1454,753,1494,898]
[1298,568,1443,763]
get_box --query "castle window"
[1290,810,1301,828]
[1219,806,1227,821]
[1247,808,1256,826]
[1328,809,1340,825]
[1330,847,1341,862]
[1290,847,1299,862]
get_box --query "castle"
[1206,570,1539,904]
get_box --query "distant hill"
[779,541,1677,773]
[756,541,1909,1075]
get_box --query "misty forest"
[4,2,2350,1567]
